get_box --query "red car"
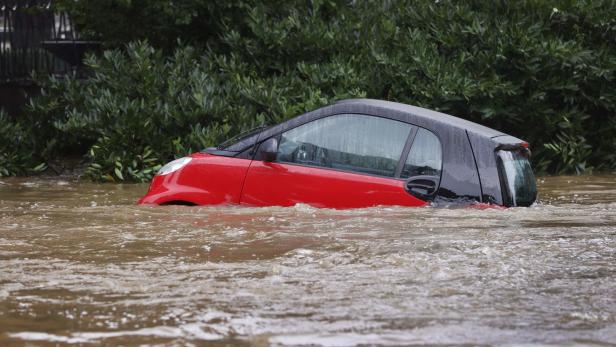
[138,99,537,208]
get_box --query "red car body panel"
[138,153,251,205]
[240,161,426,208]
[139,153,428,208]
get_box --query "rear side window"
[496,149,537,207]
[400,128,442,179]
[277,114,412,177]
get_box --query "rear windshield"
[496,149,537,207]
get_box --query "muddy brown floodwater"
[1,175,615,346]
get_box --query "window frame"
[394,126,418,178]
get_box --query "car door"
[239,113,428,208]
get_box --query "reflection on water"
[0,175,615,346]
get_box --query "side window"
[400,128,442,179]
[277,114,412,177]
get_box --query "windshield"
[217,125,270,150]
[496,149,537,207]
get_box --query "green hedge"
[2,0,615,180]
[0,110,46,177]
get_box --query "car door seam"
[465,130,484,203]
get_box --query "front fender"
[137,153,252,206]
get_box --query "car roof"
[220,98,507,153]
[332,99,504,138]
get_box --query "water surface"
[0,175,615,346]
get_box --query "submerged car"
[138,99,537,208]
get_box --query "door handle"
[405,175,439,200]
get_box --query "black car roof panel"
[332,99,505,138]
[221,98,506,152]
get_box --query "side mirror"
[259,137,278,162]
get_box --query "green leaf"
[114,167,124,180]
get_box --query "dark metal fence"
[0,0,79,83]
